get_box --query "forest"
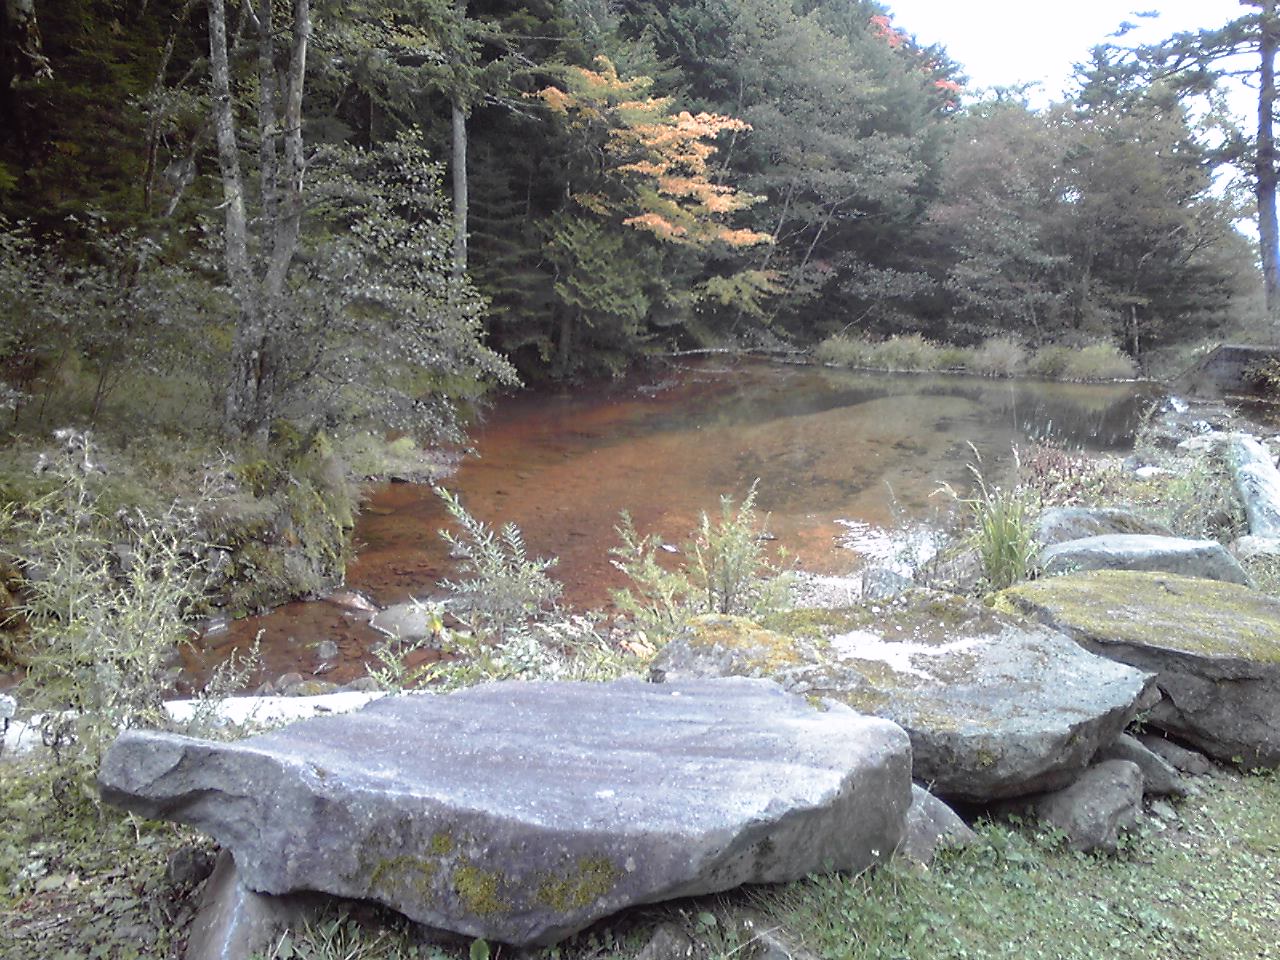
[0,0,1273,442]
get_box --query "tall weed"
[940,446,1039,590]
[436,486,561,640]
[1,431,207,798]
[611,482,790,637]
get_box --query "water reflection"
[193,360,1161,685]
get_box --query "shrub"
[0,431,205,793]
[940,446,1039,591]
[436,487,562,640]
[814,334,872,368]
[1027,345,1073,379]
[1065,343,1137,381]
[968,337,1027,377]
[871,334,942,371]
[610,482,790,637]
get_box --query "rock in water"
[99,678,911,947]
[652,596,1152,802]
[1039,534,1250,585]
[1002,570,1280,766]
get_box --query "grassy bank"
[815,334,1138,381]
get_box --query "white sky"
[884,0,1251,106]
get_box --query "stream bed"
[188,360,1162,687]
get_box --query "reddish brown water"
[187,360,1159,687]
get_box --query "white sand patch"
[829,630,986,681]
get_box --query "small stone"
[750,926,822,960]
[282,680,339,697]
[185,850,315,960]
[166,845,217,888]
[635,923,693,960]
[1135,734,1216,777]
[1096,733,1188,798]
[896,785,977,866]
[276,672,304,689]
[1149,799,1179,822]
[315,640,340,662]
[340,677,382,693]
[860,566,913,602]
[0,694,16,722]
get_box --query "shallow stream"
[189,360,1161,687]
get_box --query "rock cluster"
[1002,570,1280,766]
[102,678,911,948]
[651,596,1152,802]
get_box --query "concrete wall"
[1173,344,1280,397]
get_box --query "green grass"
[0,761,205,960]
[764,770,1280,960]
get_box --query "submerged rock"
[1038,534,1250,585]
[369,600,443,642]
[1034,507,1172,547]
[100,678,911,947]
[652,596,1152,802]
[1001,570,1280,766]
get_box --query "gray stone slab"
[1229,434,1280,538]
[1039,534,1250,585]
[1003,571,1280,766]
[653,596,1152,803]
[101,678,911,947]
[1034,507,1172,548]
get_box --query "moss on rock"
[1001,570,1280,663]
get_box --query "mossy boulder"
[1001,570,1280,766]
[100,678,911,947]
[653,598,1152,802]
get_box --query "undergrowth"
[816,334,1137,381]
[609,481,791,639]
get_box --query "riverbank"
[4,389,1280,959]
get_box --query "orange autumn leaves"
[536,57,771,249]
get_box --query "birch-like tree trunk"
[452,97,468,278]
[2,0,52,84]
[1258,0,1280,320]
[208,0,311,440]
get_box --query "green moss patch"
[1001,570,1280,663]
[683,615,807,671]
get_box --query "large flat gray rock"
[1002,570,1280,766]
[1034,507,1172,547]
[100,678,911,947]
[1039,534,1250,585]
[652,595,1152,802]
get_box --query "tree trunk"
[452,97,468,277]
[208,0,260,438]
[1,0,52,84]
[1259,0,1280,324]
[211,0,310,441]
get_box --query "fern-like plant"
[610,481,790,638]
[435,487,561,640]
